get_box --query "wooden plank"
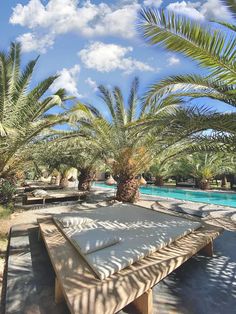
[131,289,153,314]
[39,217,222,314]
[55,277,64,304]
[23,190,87,205]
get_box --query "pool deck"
[93,186,236,222]
[1,189,236,313]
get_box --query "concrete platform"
[2,224,69,314]
[1,223,236,314]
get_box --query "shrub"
[0,180,16,205]
[0,205,12,219]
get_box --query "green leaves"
[128,77,139,122]
[0,43,73,177]
[140,9,236,84]
[140,7,236,152]
[143,74,236,109]
[221,0,236,18]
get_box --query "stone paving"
[0,188,235,314]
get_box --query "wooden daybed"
[23,190,87,205]
[23,184,62,193]
[38,208,223,314]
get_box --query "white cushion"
[32,189,48,197]
[71,228,121,254]
[56,204,202,280]
[57,215,94,228]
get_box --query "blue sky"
[0,0,234,114]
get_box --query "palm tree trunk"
[78,169,94,191]
[195,178,200,188]
[116,176,140,203]
[199,180,210,190]
[221,175,227,188]
[154,176,164,186]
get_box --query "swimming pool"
[93,182,236,208]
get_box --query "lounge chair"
[38,204,222,314]
[22,190,87,205]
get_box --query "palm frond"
[221,0,236,18]
[128,77,139,122]
[113,87,126,126]
[8,42,21,97]
[98,85,116,120]
[212,20,236,32]
[143,74,236,109]
[140,9,236,83]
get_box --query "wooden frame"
[55,277,64,304]
[38,215,222,314]
[132,289,153,314]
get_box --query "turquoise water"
[93,182,236,208]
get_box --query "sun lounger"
[52,205,202,280]
[38,205,223,314]
[24,184,62,192]
[23,190,87,205]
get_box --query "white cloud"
[143,0,163,7]
[78,41,154,74]
[17,32,55,53]
[10,0,140,53]
[200,0,231,21]
[167,55,180,66]
[167,0,231,21]
[50,64,82,98]
[167,1,204,20]
[11,0,231,54]
[85,77,98,91]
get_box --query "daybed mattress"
[54,204,202,280]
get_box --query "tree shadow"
[151,230,236,314]
[2,212,235,314]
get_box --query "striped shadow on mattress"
[53,204,202,280]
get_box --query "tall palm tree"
[139,4,236,147]
[0,42,73,178]
[79,78,155,202]
[70,78,212,202]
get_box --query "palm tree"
[32,136,102,191]
[0,43,73,179]
[81,78,154,202]
[139,4,236,147]
[149,161,171,186]
[70,78,212,202]
[172,153,235,190]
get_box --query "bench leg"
[55,277,64,304]
[200,241,213,257]
[131,289,153,314]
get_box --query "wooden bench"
[38,213,222,314]
[23,184,62,193]
[22,190,87,205]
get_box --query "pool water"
[93,182,236,208]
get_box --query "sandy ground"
[0,187,236,311]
